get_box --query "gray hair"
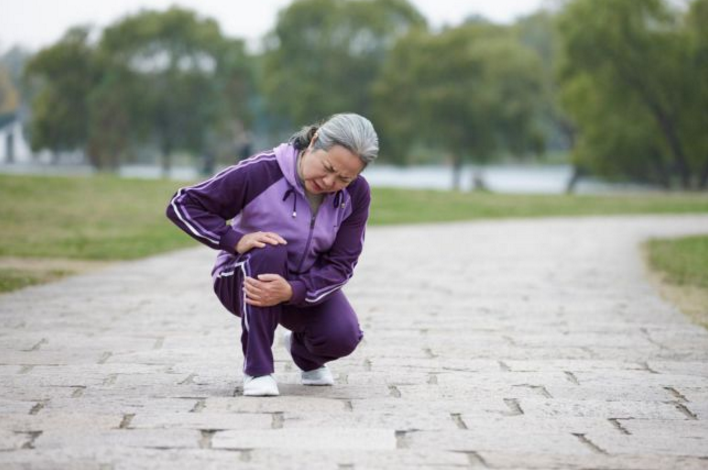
[289,113,379,166]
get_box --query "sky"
[0,0,549,54]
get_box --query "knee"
[246,243,288,273]
[313,323,363,359]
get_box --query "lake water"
[1,162,654,194]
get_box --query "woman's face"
[300,142,365,195]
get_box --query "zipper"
[295,211,317,273]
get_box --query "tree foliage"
[97,7,252,173]
[0,66,18,113]
[374,23,544,188]
[1,47,32,113]
[24,28,100,156]
[262,0,425,128]
[558,0,708,189]
[19,0,708,192]
[23,7,252,173]
[514,11,573,154]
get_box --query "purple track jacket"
[165,143,371,307]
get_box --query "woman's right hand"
[236,231,287,254]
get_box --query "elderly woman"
[166,113,378,396]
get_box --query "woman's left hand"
[243,274,293,307]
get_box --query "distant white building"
[0,111,84,164]
[0,112,33,163]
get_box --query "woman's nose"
[323,173,336,188]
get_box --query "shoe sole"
[285,332,335,387]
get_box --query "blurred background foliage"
[1,0,707,190]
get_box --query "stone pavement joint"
[2,215,708,468]
[665,386,689,403]
[119,414,135,429]
[503,398,523,416]
[608,418,632,435]
[573,433,608,454]
[564,371,580,384]
[675,403,698,420]
[459,450,489,468]
[271,412,284,429]
[450,413,467,429]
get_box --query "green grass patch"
[2,173,708,262]
[369,188,708,224]
[0,268,71,293]
[0,173,195,260]
[646,236,708,288]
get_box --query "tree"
[687,0,708,188]
[0,65,18,113]
[514,11,574,158]
[24,27,100,160]
[261,0,425,131]
[557,0,707,189]
[98,7,252,176]
[374,23,544,189]
[1,46,32,112]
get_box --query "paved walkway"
[2,215,708,469]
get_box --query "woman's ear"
[309,133,318,149]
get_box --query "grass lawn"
[2,173,708,293]
[645,236,708,328]
[368,187,708,224]
[647,236,708,288]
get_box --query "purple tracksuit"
[165,143,367,376]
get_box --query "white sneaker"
[301,366,334,386]
[243,374,279,396]
[282,331,334,386]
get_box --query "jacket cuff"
[219,229,245,255]
[287,280,307,306]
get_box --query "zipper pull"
[310,215,316,228]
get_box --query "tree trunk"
[699,159,708,190]
[649,105,691,189]
[109,151,120,172]
[451,155,463,191]
[565,165,584,194]
[6,133,14,164]
[471,167,487,192]
[606,49,692,189]
[648,149,670,190]
[161,140,172,179]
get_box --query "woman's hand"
[236,231,287,254]
[243,274,293,307]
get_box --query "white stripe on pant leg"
[240,260,250,374]
[240,261,250,332]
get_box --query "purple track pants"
[212,244,364,377]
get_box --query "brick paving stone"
[585,432,708,457]
[0,412,123,432]
[0,429,32,451]
[203,396,348,413]
[481,452,708,470]
[33,428,202,450]
[401,428,593,454]
[280,410,460,431]
[128,412,273,430]
[2,215,708,468]
[212,427,396,450]
[542,384,675,401]
[517,397,690,419]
